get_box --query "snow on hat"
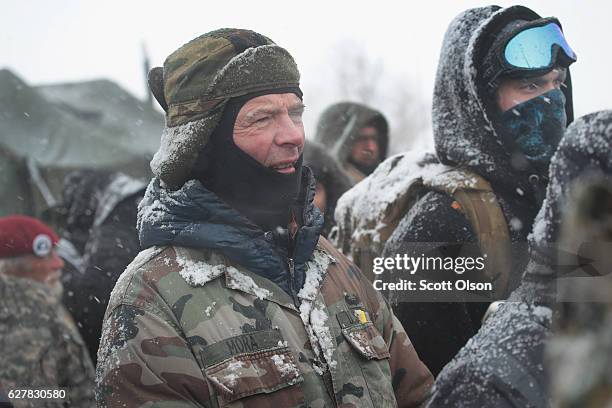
[148,28,301,188]
[0,215,59,258]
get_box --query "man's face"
[5,250,64,287]
[233,93,305,174]
[350,125,380,167]
[496,67,567,112]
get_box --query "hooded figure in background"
[96,28,432,408]
[303,141,352,237]
[314,102,389,184]
[55,169,146,364]
[428,110,612,408]
[383,5,576,376]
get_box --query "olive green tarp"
[0,69,163,216]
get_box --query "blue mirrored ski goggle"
[503,20,577,70]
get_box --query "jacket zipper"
[288,257,299,307]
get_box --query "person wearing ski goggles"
[483,17,577,191]
[387,5,579,380]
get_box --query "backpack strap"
[346,178,426,283]
[424,169,512,298]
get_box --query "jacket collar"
[173,244,335,311]
[137,166,324,294]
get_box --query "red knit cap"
[0,215,59,258]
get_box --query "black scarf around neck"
[191,89,304,232]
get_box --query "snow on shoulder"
[334,150,448,249]
[175,246,271,299]
[175,246,226,287]
[225,267,272,300]
[298,248,336,302]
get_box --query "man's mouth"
[271,160,298,174]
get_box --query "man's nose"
[275,114,304,147]
[50,251,65,271]
[364,138,378,151]
[542,82,558,93]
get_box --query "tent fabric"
[0,69,163,216]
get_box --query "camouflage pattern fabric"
[0,274,95,407]
[163,28,299,127]
[96,237,433,407]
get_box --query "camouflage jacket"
[96,237,433,407]
[0,274,95,407]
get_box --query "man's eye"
[255,116,270,124]
[521,83,539,91]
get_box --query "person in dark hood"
[383,5,576,376]
[428,110,612,408]
[96,29,432,407]
[303,141,352,237]
[55,169,146,364]
[314,102,389,184]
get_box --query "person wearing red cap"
[0,215,64,293]
[0,215,95,407]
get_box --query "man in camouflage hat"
[96,29,432,407]
[0,215,95,408]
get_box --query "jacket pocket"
[341,321,391,360]
[341,322,396,407]
[200,330,304,406]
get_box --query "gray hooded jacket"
[314,102,389,184]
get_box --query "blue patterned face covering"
[499,88,566,176]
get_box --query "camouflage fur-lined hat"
[148,28,301,188]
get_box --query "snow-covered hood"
[510,110,612,304]
[314,102,389,167]
[530,110,612,247]
[61,170,146,252]
[433,5,574,196]
[136,169,324,294]
[334,150,445,254]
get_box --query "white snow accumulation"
[297,249,337,374]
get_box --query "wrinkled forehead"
[238,93,304,117]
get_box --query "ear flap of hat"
[148,67,168,112]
